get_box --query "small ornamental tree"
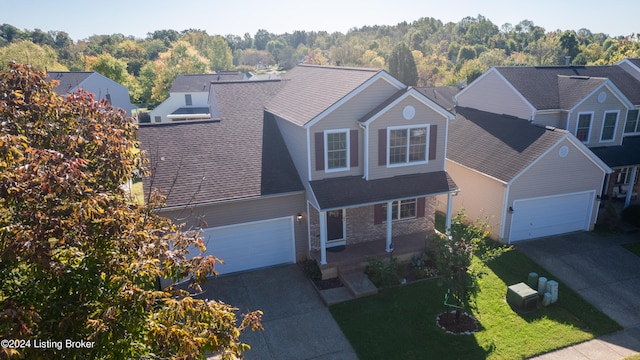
[435,211,491,323]
[0,62,261,359]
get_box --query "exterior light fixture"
[296,213,303,223]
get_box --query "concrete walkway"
[199,265,358,360]
[517,231,640,360]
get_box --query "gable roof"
[557,75,608,109]
[138,80,303,208]
[46,72,95,94]
[265,64,384,126]
[494,65,640,109]
[169,74,220,92]
[447,107,570,183]
[415,86,460,111]
[358,87,455,125]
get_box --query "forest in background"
[1,14,639,108]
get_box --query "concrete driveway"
[516,231,640,358]
[198,264,358,360]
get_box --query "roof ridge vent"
[569,75,590,80]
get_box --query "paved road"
[199,265,358,360]
[517,231,640,359]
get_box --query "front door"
[326,209,344,243]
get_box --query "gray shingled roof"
[415,86,460,111]
[265,65,382,126]
[138,80,303,207]
[590,135,640,167]
[448,107,568,183]
[169,74,219,92]
[46,72,94,94]
[310,172,458,210]
[557,75,607,109]
[495,65,640,109]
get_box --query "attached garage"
[509,191,595,242]
[201,217,295,275]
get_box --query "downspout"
[500,182,511,244]
[359,122,368,180]
[625,166,638,208]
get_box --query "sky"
[2,0,638,41]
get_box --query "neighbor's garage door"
[201,217,295,275]
[509,191,594,242]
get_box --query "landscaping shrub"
[621,204,640,227]
[301,259,322,280]
[366,257,404,288]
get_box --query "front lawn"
[623,242,640,257]
[330,248,620,360]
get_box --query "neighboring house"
[47,71,136,116]
[138,65,459,277]
[148,71,247,123]
[455,64,640,208]
[427,105,610,243]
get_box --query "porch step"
[340,271,378,298]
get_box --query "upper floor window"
[388,125,428,166]
[624,109,640,134]
[614,167,639,185]
[185,94,192,106]
[600,111,618,142]
[325,130,349,171]
[576,113,592,143]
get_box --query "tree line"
[1,15,639,108]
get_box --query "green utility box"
[507,282,538,311]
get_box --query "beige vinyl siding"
[505,138,604,236]
[441,161,505,239]
[367,96,448,180]
[159,193,309,261]
[274,115,309,181]
[533,111,566,128]
[456,70,533,119]
[568,87,627,147]
[308,77,400,180]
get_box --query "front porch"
[310,232,434,279]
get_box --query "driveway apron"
[517,231,640,358]
[199,264,358,360]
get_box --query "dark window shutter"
[315,132,324,171]
[374,204,383,225]
[350,129,358,167]
[429,124,438,161]
[417,197,426,218]
[378,129,387,166]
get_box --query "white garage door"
[201,217,295,275]
[509,191,594,242]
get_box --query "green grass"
[435,211,446,233]
[330,248,620,360]
[623,242,640,257]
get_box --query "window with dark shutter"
[378,129,387,166]
[417,197,426,218]
[350,130,359,167]
[429,124,437,160]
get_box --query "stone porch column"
[446,191,454,238]
[386,201,393,252]
[625,166,638,208]
[319,210,327,264]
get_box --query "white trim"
[599,110,619,143]
[575,111,594,144]
[306,128,312,182]
[381,199,419,222]
[386,124,430,168]
[303,72,405,129]
[363,123,370,179]
[507,190,595,242]
[500,182,510,241]
[623,108,640,135]
[306,200,312,258]
[362,88,454,126]
[324,128,351,172]
[319,210,327,264]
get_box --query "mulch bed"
[436,311,478,335]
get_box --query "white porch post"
[319,211,327,265]
[446,192,454,238]
[625,166,638,208]
[386,201,393,252]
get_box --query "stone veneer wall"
[308,197,436,250]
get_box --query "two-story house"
[148,71,248,123]
[46,71,137,116]
[138,65,458,278]
[455,64,640,208]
